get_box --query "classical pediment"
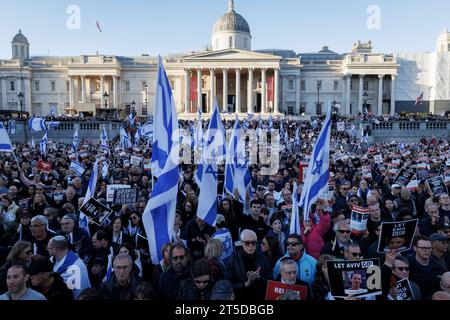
[182,49,281,62]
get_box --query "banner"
[79,198,113,227]
[265,280,308,300]
[393,168,415,187]
[113,188,139,205]
[377,219,418,253]
[326,259,382,299]
[37,160,52,173]
[350,206,369,236]
[426,176,448,196]
[396,278,414,301]
[106,184,131,202]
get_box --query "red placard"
[265,280,308,300]
[37,160,52,173]
[298,162,309,183]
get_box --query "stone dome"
[12,30,29,45]
[213,0,251,35]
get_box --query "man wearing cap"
[430,233,450,271]
[210,279,234,300]
[58,214,91,263]
[273,234,317,285]
[47,235,91,299]
[212,214,234,266]
[29,258,73,301]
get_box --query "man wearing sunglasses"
[273,234,317,285]
[321,220,354,259]
[344,243,363,261]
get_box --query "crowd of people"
[0,115,449,301]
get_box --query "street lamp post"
[131,100,136,116]
[103,92,109,109]
[144,85,148,117]
[17,92,24,119]
[317,81,322,115]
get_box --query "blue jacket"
[273,252,317,285]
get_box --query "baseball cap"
[211,280,234,300]
[391,184,402,189]
[347,192,359,200]
[29,258,54,276]
[438,221,450,231]
[216,214,225,225]
[429,233,447,242]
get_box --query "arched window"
[229,36,233,48]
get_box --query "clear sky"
[0,0,449,58]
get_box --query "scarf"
[55,250,79,275]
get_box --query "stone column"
[345,74,351,115]
[274,68,280,114]
[223,68,228,112]
[184,69,190,113]
[210,69,215,112]
[113,76,118,109]
[378,75,384,115]
[295,75,301,115]
[1,77,7,109]
[69,76,75,107]
[235,68,241,113]
[247,68,254,113]
[197,69,202,112]
[81,76,86,103]
[100,76,105,108]
[390,75,396,115]
[261,68,267,113]
[358,75,364,113]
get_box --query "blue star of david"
[311,159,323,175]
[205,165,218,179]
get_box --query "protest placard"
[350,206,369,236]
[79,198,113,227]
[130,156,142,167]
[393,168,415,187]
[362,165,372,179]
[113,188,139,205]
[396,278,414,301]
[106,184,131,202]
[426,176,448,196]
[374,155,383,163]
[69,161,85,177]
[37,160,52,173]
[326,259,382,299]
[443,169,450,183]
[377,219,418,253]
[265,280,308,300]
[416,168,429,180]
[143,159,152,172]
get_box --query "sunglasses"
[286,242,300,247]
[338,230,351,234]
[396,267,409,272]
[346,252,361,257]
[242,241,257,247]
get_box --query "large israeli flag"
[151,57,179,179]
[7,120,16,135]
[196,101,225,226]
[120,127,131,149]
[80,159,100,237]
[141,119,153,140]
[299,108,332,222]
[100,125,110,152]
[290,182,301,235]
[39,131,48,157]
[143,57,180,264]
[28,117,47,133]
[72,126,79,154]
[0,123,14,153]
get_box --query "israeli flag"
[49,106,57,117]
[400,141,405,151]
[7,120,16,135]
[46,121,61,128]
[28,117,47,133]
[299,107,332,222]
[102,161,109,179]
[268,113,273,131]
[290,182,301,235]
[102,247,114,283]
[39,131,48,157]
[0,123,14,153]
[193,110,203,155]
[120,127,132,149]
[100,125,110,152]
[80,159,100,237]
[196,100,225,226]
[128,113,136,127]
[151,57,179,179]
[69,161,85,176]
[134,125,143,146]
[72,126,79,154]
[142,120,153,140]
[31,137,35,149]
[295,127,300,146]
[143,57,180,264]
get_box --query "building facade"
[0,1,449,118]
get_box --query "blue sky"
[0,0,449,58]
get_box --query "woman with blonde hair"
[0,241,32,293]
[204,238,225,282]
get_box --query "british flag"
[415,92,424,106]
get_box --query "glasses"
[395,267,409,272]
[338,230,351,234]
[286,242,300,247]
[242,241,257,247]
[417,247,432,251]
[346,252,361,257]
[172,255,186,261]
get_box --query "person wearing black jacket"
[418,205,440,237]
[225,229,272,301]
[239,201,269,241]
[177,258,214,300]
[29,258,73,301]
[99,253,141,300]
[59,214,92,262]
[186,216,216,261]
[158,244,191,301]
